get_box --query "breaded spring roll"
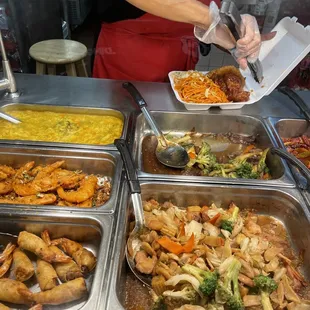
[0,278,33,305]
[51,245,82,282]
[12,248,34,282]
[33,277,87,305]
[36,259,58,291]
[18,231,69,263]
[52,238,96,274]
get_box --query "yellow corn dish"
[0,110,123,145]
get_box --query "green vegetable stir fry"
[165,133,271,180]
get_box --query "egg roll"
[51,246,82,282]
[0,303,9,310]
[52,238,96,274]
[12,248,34,282]
[0,278,33,305]
[18,231,69,263]
[33,277,87,305]
[36,259,57,291]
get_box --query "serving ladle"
[115,139,152,286]
[123,82,189,169]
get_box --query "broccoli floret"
[257,148,269,174]
[152,296,167,310]
[163,286,198,309]
[253,275,278,310]
[216,257,244,310]
[231,152,260,166]
[235,162,259,179]
[182,264,218,297]
[195,142,218,172]
[220,203,240,233]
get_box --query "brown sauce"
[142,135,246,175]
[124,272,152,310]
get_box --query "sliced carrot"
[189,152,196,159]
[157,234,195,255]
[263,173,270,180]
[182,234,195,253]
[243,145,255,154]
[157,236,184,255]
[209,213,221,225]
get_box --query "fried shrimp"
[0,166,15,195]
[51,238,96,274]
[0,243,16,264]
[41,230,83,282]
[51,169,86,189]
[0,253,13,278]
[0,194,57,205]
[57,175,98,203]
[13,161,65,196]
[18,231,70,263]
[0,278,34,305]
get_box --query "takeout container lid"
[169,16,310,110]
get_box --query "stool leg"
[47,64,56,75]
[65,63,77,77]
[76,59,88,77]
[36,62,46,75]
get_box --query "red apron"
[93,0,219,82]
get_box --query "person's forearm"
[126,0,211,29]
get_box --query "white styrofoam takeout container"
[168,17,310,110]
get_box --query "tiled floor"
[196,45,238,71]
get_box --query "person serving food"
[93,0,275,82]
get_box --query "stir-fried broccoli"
[182,264,218,297]
[235,162,259,179]
[195,142,217,173]
[163,286,198,309]
[152,296,167,310]
[216,258,244,310]
[257,148,269,174]
[253,275,278,310]
[220,203,240,233]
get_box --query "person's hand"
[194,1,276,69]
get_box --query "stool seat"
[29,39,88,65]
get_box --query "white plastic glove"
[194,1,261,69]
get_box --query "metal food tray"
[0,209,113,310]
[0,145,122,213]
[267,117,310,205]
[133,112,295,187]
[106,182,310,310]
[0,103,132,150]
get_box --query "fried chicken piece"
[207,66,250,102]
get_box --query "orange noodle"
[173,71,229,104]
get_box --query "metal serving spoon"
[0,111,20,124]
[123,82,189,169]
[115,139,151,286]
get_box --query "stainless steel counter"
[0,73,309,310]
[1,73,309,118]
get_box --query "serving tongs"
[220,0,264,83]
[115,139,151,287]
